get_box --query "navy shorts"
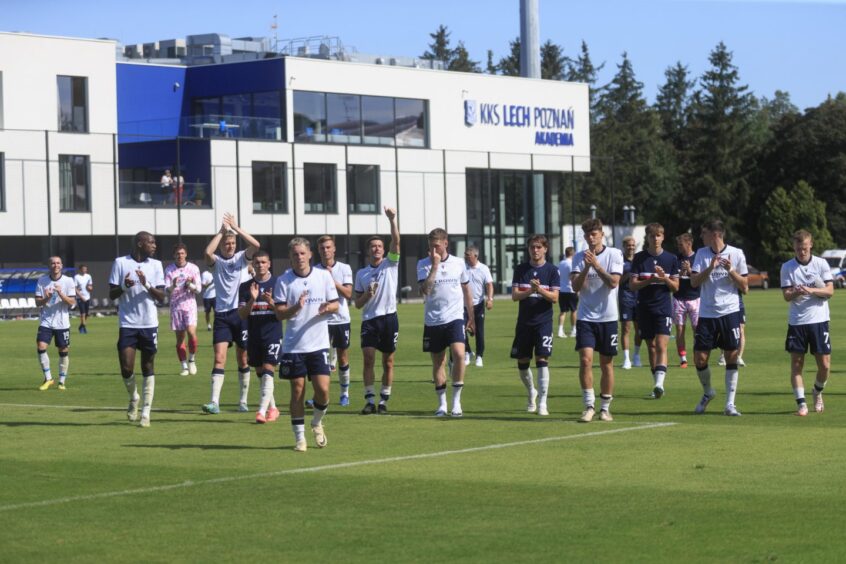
[636,308,673,340]
[247,338,282,368]
[739,300,746,324]
[558,292,579,312]
[423,319,466,353]
[37,326,70,349]
[279,350,331,379]
[619,301,636,322]
[361,312,399,353]
[329,323,351,350]
[510,320,553,359]
[575,320,619,357]
[78,299,90,315]
[203,298,215,313]
[213,309,247,348]
[694,312,743,352]
[785,322,831,355]
[117,327,158,353]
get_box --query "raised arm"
[225,212,260,259]
[384,207,400,255]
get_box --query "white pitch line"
[0,422,676,512]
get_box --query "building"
[0,31,590,298]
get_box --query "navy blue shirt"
[512,261,561,327]
[238,275,282,343]
[619,258,638,308]
[673,252,700,301]
[632,249,679,315]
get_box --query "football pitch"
[1,291,844,562]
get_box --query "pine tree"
[655,62,694,150]
[540,40,565,80]
[683,41,756,239]
[421,25,452,65]
[566,40,604,123]
[486,49,497,74]
[448,41,481,73]
[497,37,521,76]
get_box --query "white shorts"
[171,306,198,331]
[673,298,700,328]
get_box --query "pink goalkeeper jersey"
[165,262,201,313]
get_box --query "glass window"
[394,98,427,147]
[293,91,326,142]
[59,155,90,212]
[252,90,284,140]
[347,165,380,214]
[326,93,361,144]
[57,76,88,133]
[252,161,288,213]
[361,96,395,146]
[303,163,337,214]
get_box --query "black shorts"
[247,338,282,368]
[328,323,351,350]
[785,322,831,355]
[423,319,466,353]
[558,292,579,312]
[77,299,90,315]
[575,320,618,357]
[203,298,215,313]
[361,312,399,353]
[619,301,636,322]
[636,308,673,340]
[510,320,553,359]
[279,350,331,379]
[37,326,70,349]
[117,327,158,353]
[213,309,247,348]
[694,312,743,352]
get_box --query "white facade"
[0,33,590,240]
[0,32,118,237]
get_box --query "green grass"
[1,291,845,562]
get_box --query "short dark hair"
[645,223,664,237]
[252,249,271,261]
[581,218,603,233]
[134,231,153,248]
[526,234,549,248]
[365,235,384,247]
[564,246,575,258]
[676,233,693,244]
[173,243,188,255]
[701,219,725,234]
[428,228,448,241]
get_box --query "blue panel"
[118,139,211,184]
[117,63,187,142]
[184,59,285,100]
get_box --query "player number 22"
[542,336,553,349]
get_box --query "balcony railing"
[119,181,212,208]
[118,115,284,142]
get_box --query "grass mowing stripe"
[0,421,675,512]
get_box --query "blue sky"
[6,0,845,110]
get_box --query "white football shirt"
[354,253,400,321]
[273,267,339,353]
[109,255,165,329]
[73,273,92,301]
[781,256,832,326]
[466,262,493,305]
[558,258,574,293]
[213,250,248,312]
[36,274,76,330]
[416,254,470,326]
[315,261,353,325]
[571,247,624,322]
[692,244,749,318]
[201,271,216,299]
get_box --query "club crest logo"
[464,99,477,127]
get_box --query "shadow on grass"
[123,443,279,451]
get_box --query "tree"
[485,49,497,74]
[587,52,678,227]
[758,181,835,273]
[682,42,757,240]
[566,40,605,123]
[497,37,520,76]
[421,24,452,65]
[655,62,694,150]
[448,41,480,73]
[540,40,565,80]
